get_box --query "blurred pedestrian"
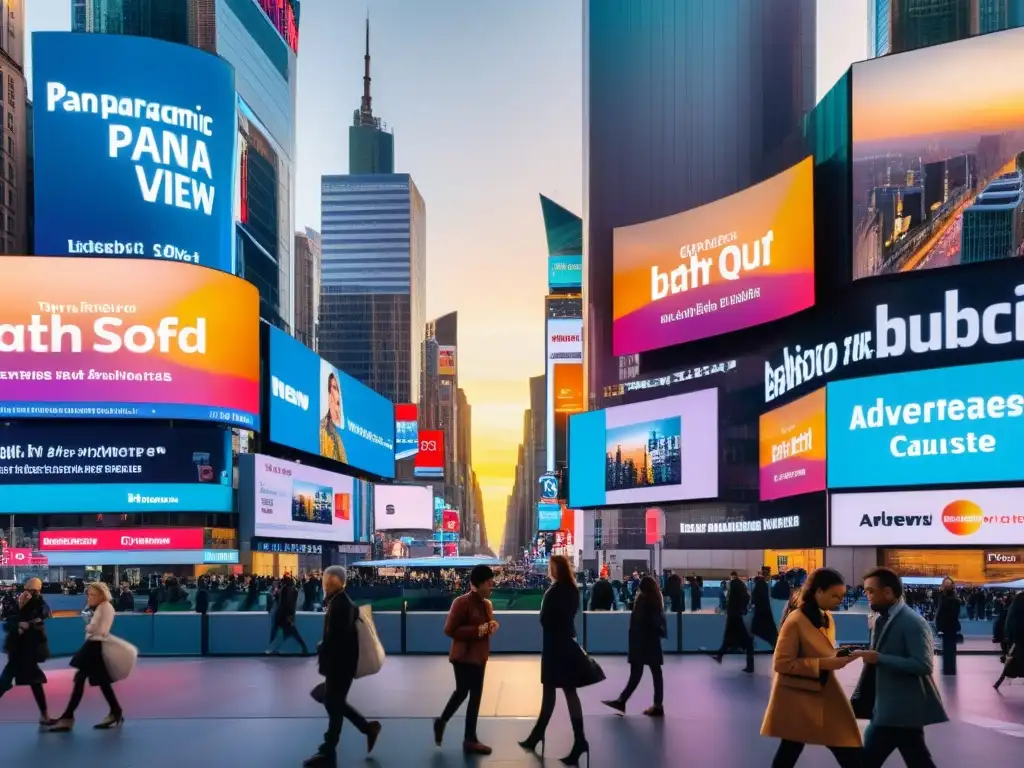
[0,578,54,726]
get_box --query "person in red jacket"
[433,565,498,755]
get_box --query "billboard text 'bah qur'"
[612,156,815,355]
[0,257,259,428]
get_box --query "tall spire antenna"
[360,13,373,125]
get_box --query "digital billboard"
[852,27,1024,281]
[612,156,814,355]
[0,256,259,427]
[414,430,444,479]
[827,359,1024,489]
[39,528,207,552]
[546,317,584,472]
[267,326,395,479]
[246,454,363,544]
[373,484,433,530]
[538,502,561,532]
[395,403,419,460]
[32,33,237,273]
[568,388,718,508]
[831,488,1024,546]
[438,346,457,377]
[759,388,826,501]
[549,254,583,290]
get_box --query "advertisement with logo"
[0,256,259,427]
[763,257,1024,405]
[830,488,1024,546]
[442,509,461,536]
[537,502,562,532]
[664,499,827,549]
[438,346,457,377]
[245,454,363,544]
[0,548,49,567]
[538,472,560,502]
[549,254,583,290]
[851,27,1024,281]
[395,403,419,460]
[414,429,444,479]
[546,317,583,472]
[374,484,433,530]
[759,388,826,501]
[827,359,1024,489]
[266,326,395,479]
[36,528,237,566]
[568,387,718,508]
[32,33,237,272]
[612,156,814,355]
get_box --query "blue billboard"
[267,327,396,479]
[0,483,232,513]
[31,32,237,272]
[537,503,562,532]
[826,359,1024,489]
[549,254,583,291]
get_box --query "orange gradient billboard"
[759,388,826,501]
[612,156,814,355]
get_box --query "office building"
[868,0,1024,56]
[961,171,1024,263]
[293,227,321,350]
[584,0,815,406]
[74,0,300,333]
[1,0,27,255]
[349,17,394,175]
[503,374,546,559]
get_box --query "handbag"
[101,635,138,683]
[354,605,385,679]
[572,642,606,688]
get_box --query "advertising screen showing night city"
[604,416,682,492]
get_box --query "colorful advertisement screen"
[851,27,1024,281]
[759,388,826,501]
[32,33,237,273]
[395,403,419,460]
[248,454,360,543]
[549,254,583,290]
[831,488,1024,547]
[373,483,433,530]
[438,346,457,377]
[568,388,718,508]
[0,256,259,427]
[267,326,395,479]
[827,359,1024,489]
[612,156,814,355]
[546,317,583,473]
[414,430,444,478]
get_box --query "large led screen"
[759,388,826,501]
[32,33,237,273]
[267,326,395,479]
[831,488,1024,547]
[568,388,718,508]
[249,454,361,543]
[373,484,433,530]
[612,156,814,355]
[0,256,259,427]
[852,27,1024,280]
[827,359,1024,489]
[546,317,584,473]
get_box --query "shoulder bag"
[354,605,386,679]
[101,635,139,682]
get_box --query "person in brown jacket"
[433,565,498,756]
[761,567,864,768]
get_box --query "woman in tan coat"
[761,568,864,768]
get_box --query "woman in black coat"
[602,575,667,716]
[0,578,54,725]
[995,591,1024,690]
[519,554,589,766]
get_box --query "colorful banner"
[549,254,583,290]
[759,388,826,501]
[612,156,815,355]
[438,346,457,377]
[0,256,259,427]
[546,317,583,472]
[395,403,419,460]
[414,429,444,478]
[831,488,1024,546]
[442,509,461,535]
[827,359,1024,489]
[266,326,395,479]
[0,548,49,567]
[39,528,207,552]
[537,502,561,531]
[0,483,233,513]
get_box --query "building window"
[6,76,12,108]
[6,112,11,131]
[6,216,13,234]
[5,136,9,154]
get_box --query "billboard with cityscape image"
[852,27,1024,280]
[604,416,682,492]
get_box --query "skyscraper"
[349,17,394,175]
[868,0,1024,56]
[293,227,321,350]
[1,0,27,256]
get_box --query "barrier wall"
[28,609,872,658]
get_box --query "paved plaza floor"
[0,654,1021,766]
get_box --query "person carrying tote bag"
[354,605,385,679]
[49,582,127,732]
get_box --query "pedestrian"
[267,574,310,655]
[0,578,54,726]
[751,567,779,649]
[601,574,667,716]
[712,571,755,673]
[434,564,498,755]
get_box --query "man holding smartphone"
[434,565,499,756]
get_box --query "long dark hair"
[638,575,663,610]
[797,568,845,630]
[548,554,576,587]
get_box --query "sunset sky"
[25,0,869,551]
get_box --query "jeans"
[60,669,121,719]
[319,677,370,754]
[772,740,863,768]
[619,663,664,707]
[439,661,486,742]
[863,725,936,768]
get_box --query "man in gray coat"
[852,567,947,768]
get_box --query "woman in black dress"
[601,575,667,716]
[0,578,54,726]
[518,554,589,766]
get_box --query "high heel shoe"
[517,733,545,755]
[560,739,589,766]
[94,713,124,730]
[47,717,74,733]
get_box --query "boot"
[560,717,589,766]
[518,725,545,754]
[744,650,755,674]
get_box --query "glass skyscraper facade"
[867,0,1024,57]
